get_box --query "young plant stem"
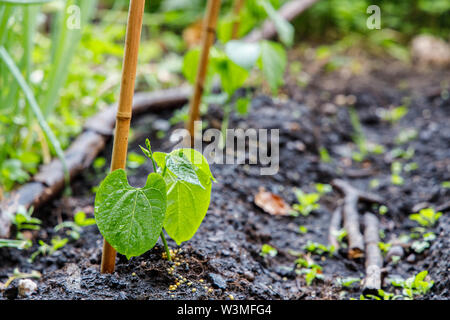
[186,0,222,145]
[100,0,146,274]
[160,231,172,262]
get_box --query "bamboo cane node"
[206,26,217,35]
[116,111,132,120]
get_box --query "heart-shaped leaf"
[94,170,166,259]
[153,149,214,245]
[165,152,203,188]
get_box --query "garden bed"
[0,55,448,300]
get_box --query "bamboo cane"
[101,0,146,274]
[231,0,244,40]
[186,0,222,144]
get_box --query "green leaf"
[153,149,214,245]
[211,50,249,96]
[258,41,287,93]
[259,0,294,47]
[182,48,200,84]
[236,96,251,115]
[225,40,261,69]
[94,170,167,259]
[166,152,203,188]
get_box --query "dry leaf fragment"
[254,187,291,216]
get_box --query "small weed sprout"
[389,270,434,299]
[378,242,392,256]
[3,268,41,289]
[304,240,335,257]
[54,211,96,240]
[335,277,360,288]
[29,237,68,262]
[409,208,442,227]
[260,244,278,257]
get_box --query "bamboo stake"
[186,0,222,144]
[101,0,146,274]
[231,0,244,40]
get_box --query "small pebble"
[18,279,37,297]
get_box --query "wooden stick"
[231,0,244,39]
[362,212,383,295]
[328,204,342,250]
[101,0,146,274]
[186,0,222,144]
[331,179,384,259]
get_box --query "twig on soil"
[331,179,384,259]
[362,212,383,295]
[243,0,320,42]
[328,203,342,250]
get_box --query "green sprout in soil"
[292,183,330,217]
[335,277,360,288]
[298,225,308,234]
[29,237,68,262]
[2,268,41,289]
[409,208,442,227]
[94,139,215,261]
[391,161,404,185]
[0,239,32,250]
[378,242,392,256]
[360,289,402,300]
[349,107,385,162]
[389,270,434,299]
[295,255,324,286]
[319,147,331,163]
[441,181,450,189]
[395,128,418,144]
[380,105,408,124]
[54,211,96,240]
[378,205,388,215]
[12,205,41,232]
[260,244,278,258]
[303,240,335,257]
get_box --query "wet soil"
[1,52,449,300]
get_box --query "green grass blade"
[0,46,69,184]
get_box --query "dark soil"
[1,52,449,300]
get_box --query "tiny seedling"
[441,181,450,189]
[378,242,392,256]
[391,161,404,186]
[335,277,360,288]
[292,189,321,217]
[295,259,323,286]
[298,225,308,234]
[380,105,408,123]
[3,268,41,289]
[332,228,348,248]
[12,205,41,232]
[362,289,402,300]
[389,270,434,299]
[0,239,32,250]
[29,237,68,262]
[303,240,335,257]
[260,244,278,257]
[409,208,442,227]
[95,139,215,260]
[54,211,96,240]
[395,128,418,144]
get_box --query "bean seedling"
[95,139,215,261]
